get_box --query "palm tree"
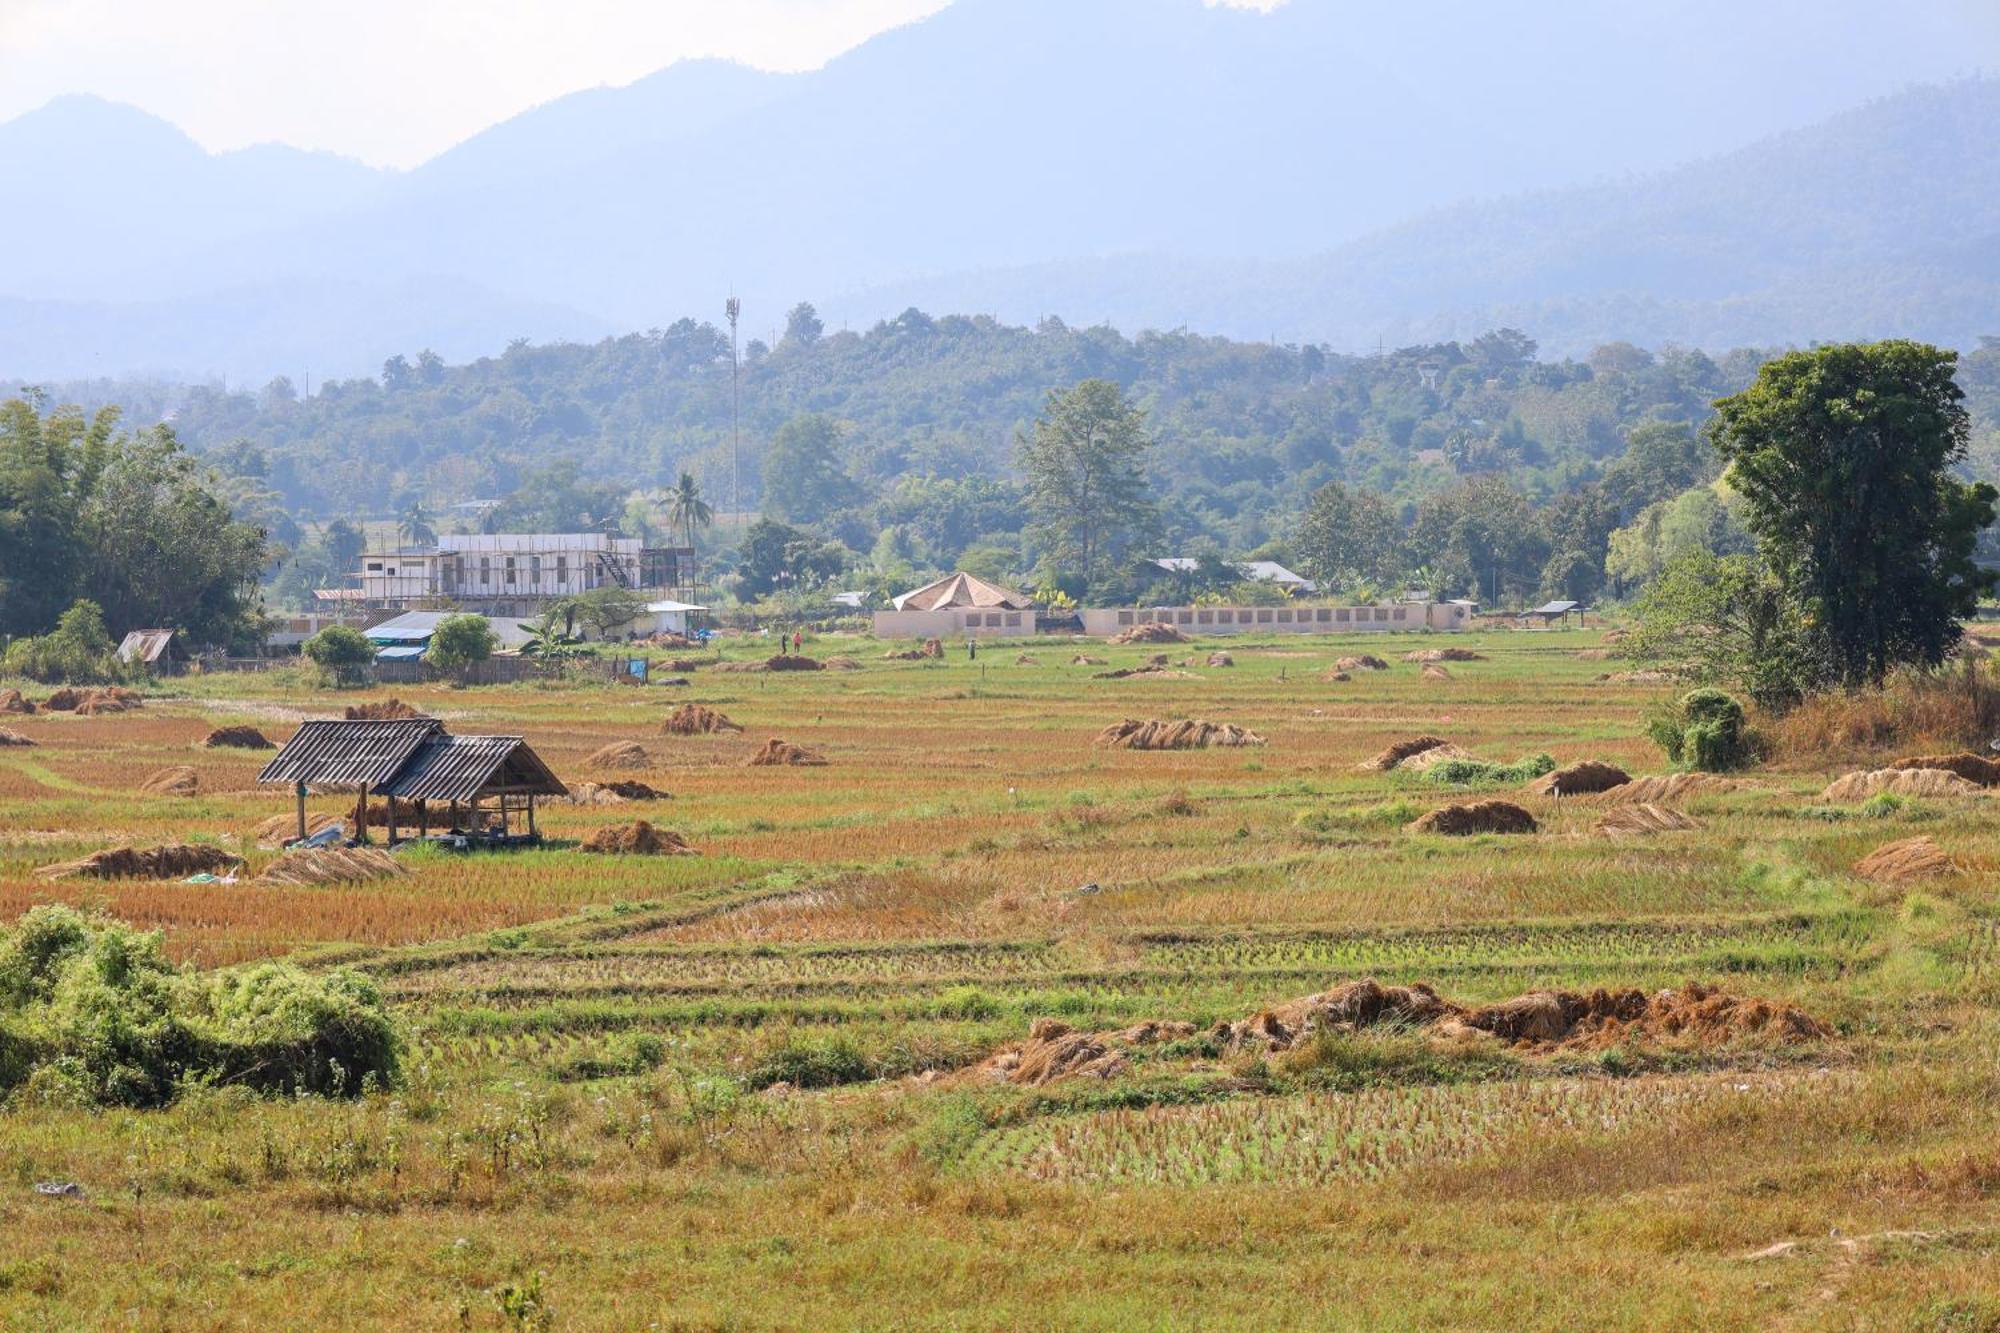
[662,472,714,591]
[397,501,437,549]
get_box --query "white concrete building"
[874,572,1037,639]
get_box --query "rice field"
[5,628,2000,1328]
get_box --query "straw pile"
[1887,753,2000,786]
[579,820,699,855]
[1597,670,1676,685]
[1094,718,1266,750]
[44,686,142,712]
[747,738,828,766]
[1407,800,1538,836]
[662,704,742,735]
[586,741,652,770]
[1528,760,1631,797]
[1420,664,1453,682]
[258,846,407,886]
[344,699,423,720]
[765,654,823,672]
[1592,803,1701,837]
[1071,655,1107,666]
[1405,648,1484,663]
[1356,735,1456,772]
[139,765,199,796]
[1108,622,1189,645]
[1820,768,1982,801]
[35,843,242,881]
[1596,773,1745,805]
[712,660,768,673]
[1325,670,1352,682]
[824,656,862,671]
[884,638,945,661]
[253,811,345,847]
[567,780,670,805]
[0,688,32,714]
[1854,836,1956,882]
[979,1018,1199,1086]
[1206,652,1234,667]
[203,725,275,749]
[0,727,33,747]
[1335,655,1388,672]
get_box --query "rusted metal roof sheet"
[116,629,180,664]
[257,718,444,791]
[374,734,565,803]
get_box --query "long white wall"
[1079,603,1470,636]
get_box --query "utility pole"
[726,295,742,525]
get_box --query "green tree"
[762,415,859,525]
[1294,481,1400,591]
[322,519,366,572]
[1408,476,1548,605]
[782,302,824,350]
[1710,340,1998,687]
[302,625,376,688]
[1620,551,1816,707]
[425,614,498,670]
[734,518,849,599]
[662,471,715,587]
[0,598,121,684]
[397,501,437,548]
[1017,380,1159,595]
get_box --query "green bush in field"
[1424,753,1556,786]
[1646,687,1752,771]
[0,905,401,1107]
[302,624,377,688]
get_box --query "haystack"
[1407,800,1538,836]
[1094,718,1266,750]
[139,765,198,796]
[567,780,669,805]
[1109,622,1189,646]
[1092,666,1197,680]
[343,699,423,720]
[1325,670,1352,682]
[35,843,241,881]
[1206,652,1235,668]
[1335,655,1388,672]
[1854,836,1956,882]
[1529,760,1631,797]
[203,725,275,749]
[1449,982,1828,1049]
[0,688,32,714]
[884,638,945,662]
[1218,979,1459,1053]
[74,695,132,715]
[1015,652,1041,666]
[747,738,828,767]
[579,820,699,855]
[766,654,823,672]
[1595,773,1745,805]
[1592,803,1701,838]
[586,741,651,770]
[662,704,743,736]
[44,686,141,712]
[712,660,769,674]
[0,727,33,747]
[978,1017,1198,1086]
[824,655,862,671]
[662,657,708,673]
[1888,753,2000,787]
[1819,768,1981,802]
[257,846,406,886]
[1420,664,1453,682]
[1071,655,1107,666]
[1356,735,1455,772]
[253,811,344,847]
[1597,670,1677,685]
[1405,648,1484,664]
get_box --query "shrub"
[0,599,122,684]
[427,614,498,671]
[1647,688,1752,771]
[1424,754,1556,786]
[745,1035,873,1090]
[0,906,400,1106]
[303,624,377,687]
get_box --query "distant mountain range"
[1,0,1995,381]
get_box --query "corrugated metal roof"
[257,719,444,791]
[115,629,179,664]
[376,734,567,803]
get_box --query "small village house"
[873,572,1037,639]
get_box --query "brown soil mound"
[1206,652,1235,668]
[1420,664,1453,682]
[1335,655,1389,672]
[1095,718,1266,750]
[586,741,652,770]
[1596,773,1745,805]
[257,846,406,886]
[0,727,33,747]
[1071,655,1107,666]
[0,688,32,714]
[1888,753,2000,786]
[747,737,828,767]
[1820,768,1982,801]
[579,820,698,855]
[567,780,669,805]
[1854,836,1957,882]
[663,704,743,736]
[1593,803,1702,837]
[1408,800,1538,836]
[766,654,823,672]
[139,765,199,796]
[253,811,345,846]
[1405,647,1484,663]
[35,843,242,881]
[343,699,423,720]
[203,725,275,749]
[1356,735,1454,771]
[1109,622,1190,646]
[1529,760,1631,797]
[980,1017,1199,1086]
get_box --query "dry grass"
[1764,660,2000,764]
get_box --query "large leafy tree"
[1017,380,1159,595]
[1293,480,1399,591]
[1710,341,1997,687]
[761,415,859,525]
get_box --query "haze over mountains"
[2,0,1996,382]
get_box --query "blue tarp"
[375,645,427,660]
[366,626,434,642]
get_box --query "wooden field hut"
[257,717,566,846]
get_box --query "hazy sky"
[0,0,1280,168]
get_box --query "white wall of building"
[872,608,1037,639]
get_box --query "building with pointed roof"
[876,572,1037,638]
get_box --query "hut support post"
[295,782,307,842]
[358,784,369,844]
[419,801,428,840]
[387,797,398,847]
[528,795,537,838]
